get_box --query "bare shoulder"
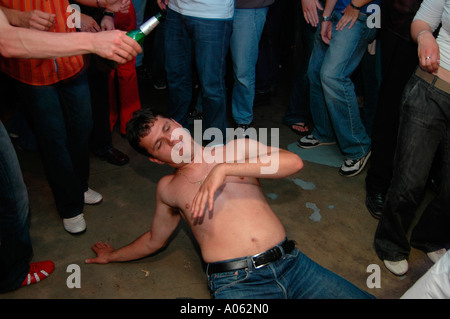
[156,174,176,201]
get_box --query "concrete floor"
[1,64,434,301]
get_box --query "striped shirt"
[0,0,84,86]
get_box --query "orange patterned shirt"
[0,0,84,86]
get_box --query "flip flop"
[290,123,311,136]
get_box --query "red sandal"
[21,260,55,287]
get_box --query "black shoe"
[365,193,384,219]
[100,147,129,166]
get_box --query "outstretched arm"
[0,8,141,61]
[86,179,180,264]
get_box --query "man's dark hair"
[126,109,164,157]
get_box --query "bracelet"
[103,11,114,17]
[417,30,433,39]
[97,0,104,9]
[322,15,330,22]
[350,2,362,10]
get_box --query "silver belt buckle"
[251,252,268,269]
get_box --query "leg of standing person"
[283,6,316,135]
[110,5,142,137]
[192,16,232,143]
[0,120,54,293]
[319,12,373,163]
[12,71,100,233]
[365,29,418,219]
[164,9,193,130]
[132,0,151,79]
[110,56,141,136]
[230,7,268,130]
[304,24,336,146]
[374,71,450,274]
[88,57,130,166]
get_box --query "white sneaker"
[84,188,103,205]
[384,259,409,276]
[427,248,447,263]
[297,134,336,149]
[339,150,371,177]
[63,214,86,234]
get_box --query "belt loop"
[432,77,438,86]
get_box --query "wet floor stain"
[306,202,322,222]
[288,177,316,190]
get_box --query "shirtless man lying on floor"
[85,109,373,299]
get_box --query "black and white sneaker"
[339,150,371,177]
[297,134,336,149]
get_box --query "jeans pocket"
[208,268,250,298]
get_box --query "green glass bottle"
[127,10,165,45]
[108,10,165,68]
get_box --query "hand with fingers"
[92,30,142,63]
[190,165,226,222]
[335,3,360,31]
[417,30,440,74]
[302,0,323,27]
[24,10,56,31]
[85,241,116,264]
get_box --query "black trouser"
[365,29,418,195]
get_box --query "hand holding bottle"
[92,30,142,63]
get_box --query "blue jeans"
[0,121,32,293]
[11,71,92,219]
[131,0,147,67]
[230,7,268,125]
[164,9,232,138]
[308,11,376,159]
[374,70,450,261]
[207,244,374,299]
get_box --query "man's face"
[139,117,194,165]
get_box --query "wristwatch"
[103,11,115,18]
[322,15,330,22]
[350,2,362,10]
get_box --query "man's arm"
[0,6,55,30]
[0,8,141,61]
[191,139,303,218]
[85,177,181,264]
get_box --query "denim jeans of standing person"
[0,120,33,293]
[230,7,268,126]
[374,70,450,261]
[208,246,374,299]
[307,11,376,160]
[10,71,92,220]
[164,9,232,141]
[131,0,147,67]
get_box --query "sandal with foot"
[289,123,311,136]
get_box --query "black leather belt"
[207,240,296,275]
